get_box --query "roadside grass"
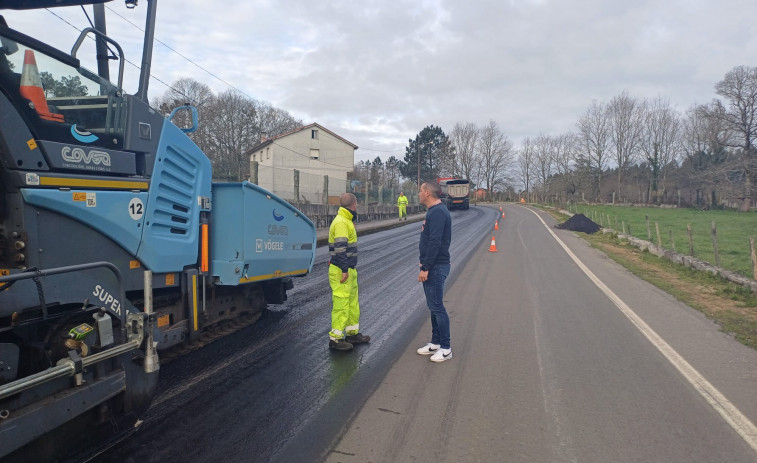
[587,232,757,349]
[564,204,757,279]
[541,207,757,350]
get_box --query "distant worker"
[416,181,453,362]
[328,193,370,351]
[397,191,408,221]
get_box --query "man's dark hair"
[422,181,441,199]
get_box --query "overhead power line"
[45,8,176,94]
[103,5,256,101]
[45,6,401,171]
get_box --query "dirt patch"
[555,213,601,234]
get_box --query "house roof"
[245,122,358,154]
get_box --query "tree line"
[151,66,755,211]
[359,65,756,211]
[152,77,302,181]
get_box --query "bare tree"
[152,77,216,154]
[517,137,535,197]
[154,78,301,181]
[477,120,515,198]
[576,100,610,201]
[608,90,646,202]
[448,122,479,181]
[551,132,579,201]
[152,77,214,112]
[205,90,258,181]
[680,103,732,206]
[255,101,302,138]
[384,156,400,189]
[709,65,757,211]
[641,97,682,203]
[533,134,555,200]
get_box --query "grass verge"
[541,207,757,350]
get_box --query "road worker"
[397,191,408,221]
[328,193,370,350]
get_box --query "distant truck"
[437,178,470,210]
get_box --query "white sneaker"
[417,343,440,355]
[430,349,452,362]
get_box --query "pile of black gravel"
[555,213,601,234]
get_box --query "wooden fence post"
[711,221,720,267]
[687,224,694,256]
[645,215,651,241]
[750,237,757,280]
[655,222,662,247]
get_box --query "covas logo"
[70,124,99,143]
[61,146,111,166]
[272,209,285,221]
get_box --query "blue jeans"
[422,263,451,349]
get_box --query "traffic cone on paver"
[19,50,64,123]
[501,211,505,219]
[499,205,502,211]
[488,236,498,252]
[494,221,499,230]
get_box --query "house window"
[310,149,320,160]
[259,150,263,162]
[266,148,270,159]
[252,154,256,162]
[311,129,318,140]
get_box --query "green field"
[566,204,757,279]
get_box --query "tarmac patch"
[555,213,601,234]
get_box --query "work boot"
[345,333,370,344]
[329,339,354,351]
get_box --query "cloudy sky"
[3,0,757,163]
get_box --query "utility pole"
[416,142,421,188]
[417,140,432,187]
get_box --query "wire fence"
[251,162,421,206]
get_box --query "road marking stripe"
[527,208,757,453]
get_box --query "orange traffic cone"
[501,211,505,219]
[488,236,498,252]
[499,205,502,211]
[19,50,64,123]
[494,221,499,230]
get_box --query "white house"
[247,123,357,203]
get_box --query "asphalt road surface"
[326,205,757,463]
[99,205,497,463]
[100,204,757,462]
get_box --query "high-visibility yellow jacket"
[397,195,408,206]
[329,207,358,272]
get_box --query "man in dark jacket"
[416,181,453,362]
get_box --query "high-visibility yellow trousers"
[398,205,407,218]
[329,264,360,340]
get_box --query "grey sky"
[3,0,756,163]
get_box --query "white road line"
[527,208,757,454]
